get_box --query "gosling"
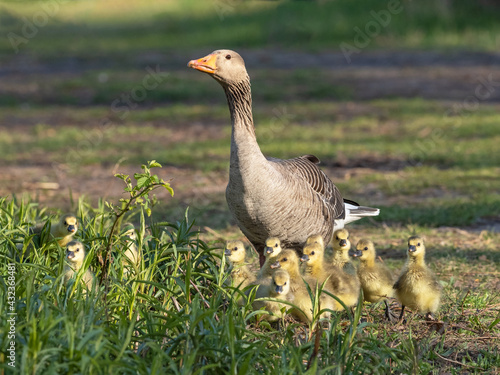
[19,214,79,259]
[253,269,292,322]
[122,225,140,276]
[393,236,442,321]
[353,239,396,321]
[225,240,255,289]
[63,240,95,292]
[331,228,356,275]
[272,249,328,322]
[257,237,284,279]
[301,240,359,311]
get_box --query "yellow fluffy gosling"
[353,239,396,321]
[253,269,292,322]
[393,236,442,321]
[63,241,95,292]
[19,214,79,259]
[258,237,284,279]
[331,228,356,275]
[301,240,359,311]
[225,240,255,289]
[271,249,325,322]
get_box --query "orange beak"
[187,53,217,74]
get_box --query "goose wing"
[270,154,345,220]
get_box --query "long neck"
[223,78,264,163]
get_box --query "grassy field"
[1,0,500,373]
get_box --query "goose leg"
[398,305,406,322]
[384,300,397,322]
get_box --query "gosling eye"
[364,247,368,251]
[76,248,80,252]
[417,243,421,247]
[284,282,287,285]
[64,221,67,226]
[311,251,315,256]
[275,243,278,247]
[283,258,287,262]
[233,247,238,251]
[225,54,231,60]
[335,236,339,240]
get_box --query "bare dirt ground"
[1,50,500,233]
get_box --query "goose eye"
[364,247,368,251]
[64,221,67,225]
[275,243,278,247]
[335,236,339,240]
[283,258,287,262]
[225,54,231,60]
[311,251,315,256]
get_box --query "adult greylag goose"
[188,50,380,266]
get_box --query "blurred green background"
[0,0,499,231]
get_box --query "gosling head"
[188,49,249,86]
[305,234,324,249]
[60,214,78,235]
[332,228,350,251]
[407,236,425,257]
[270,249,299,272]
[66,240,86,266]
[300,242,324,265]
[353,239,375,261]
[271,270,291,296]
[264,237,283,258]
[224,240,247,264]
[122,225,137,241]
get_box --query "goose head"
[66,240,86,266]
[188,49,248,86]
[60,214,78,234]
[264,237,283,258]
[353,239,375,261]
[270,249,300,273]
[407,236,425,257]
[332,228,350,251]
[304,234,324,249]
[271,269,291,296]
[300,242,324,265]
[224,240,247,264]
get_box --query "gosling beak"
[339,239,347,247]
[352,250,363,258]
[265,246,273,255]
[270,261,281,269]
[66,251,75,260]
[408,245,417,253]
[224,249,231,256]
[275,285,283,294]
[300,254,309,262]
[67,225,76,233]
[188,53,217,74]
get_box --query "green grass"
[1,98,499,228]
[1,0,499,58]
[0,191,499,374]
